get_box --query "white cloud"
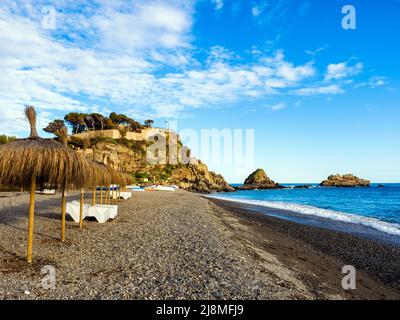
[305,44,329,56]
[211,0,224,10]
[294,85,345,96]
[0,7,319,123]
[325,62,363,81]
[372,77,385,87]
[270,102,286,111]
[276,62,315,82]
[354,76,386,89]
[0,0,376,135]
[93,3,192,52]
[252,7,263,17]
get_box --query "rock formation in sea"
[235,168,283,190]
[320,174,370,187]
[293,185,312,189]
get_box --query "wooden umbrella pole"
[111,185,113,204]
[100,186,103,205]
[27,175,36,263]
[61,188,67,242]
[110,185,113,204]
[92,186,96,206]
[79,188,84,229]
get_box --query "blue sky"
[0,0,399,183]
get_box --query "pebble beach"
[0,190,399,300]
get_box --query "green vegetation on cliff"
[0,135,16,145]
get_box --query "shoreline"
[204,195,400,246]
[206,197,400,294]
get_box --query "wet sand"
[0,190,399,299]
[207,197,400,298]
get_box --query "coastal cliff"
[320,174,370,187]
[236,168,283,190]
[168,159,234,193]
[72,132,233,193]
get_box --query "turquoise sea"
[207,184,400,243]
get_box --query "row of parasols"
[0,107,133,263]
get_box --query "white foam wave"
[206,195,400,236]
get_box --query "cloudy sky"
[1,0,399,182]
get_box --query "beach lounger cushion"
[67,201,118,223]
[112,192,132,200]
[66,201,89,223]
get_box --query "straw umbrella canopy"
[0,106,92,263]
[77,139,112,227]
[77,160,112,228]
[93,162,111,206]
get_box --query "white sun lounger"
[66,201,90,223]
[87,205,112,223]
[35,189,56,195]
[112,191,132,200]
[67,201,118,223]
[95,204,118,219]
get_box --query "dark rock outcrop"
[168,159,235,193]
[236,169,283,190]
[293,185,312,189]
[320,174,370,187]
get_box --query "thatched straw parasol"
[77,160,112,228]
[0,106,92,263]
[77,139,111,229]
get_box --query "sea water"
[207,184,400,242]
